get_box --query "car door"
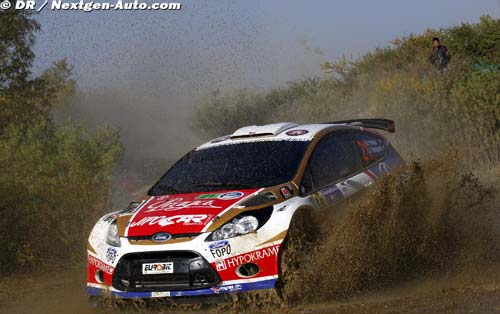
[300,131,365,210]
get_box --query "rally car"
[86,118,402,302]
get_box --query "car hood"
[125,189,259,236]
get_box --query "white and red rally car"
[86,119,402,302]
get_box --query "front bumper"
[86,244,280,299]
[111,250,220,292]
[86,277,277,298]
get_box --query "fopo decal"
[209,240,231,258]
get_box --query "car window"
[354,133,386,167]
[148,140,310,195]
[304,132,361,191]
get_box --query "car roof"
[196,122,366,150]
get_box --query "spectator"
[429,37,451,71]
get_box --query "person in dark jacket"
[430,37,451,71]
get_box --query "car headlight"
[106,220,121,247]
[209,216,259,241]
[205,206,274,242]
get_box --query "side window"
[354,133,386,167]
[303,132,361,191]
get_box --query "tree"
[0,7,75,129]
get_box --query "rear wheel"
[276,208,321,306]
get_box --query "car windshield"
[148,140,310,195]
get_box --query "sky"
[33,0,500,91]
[30,0,500,162]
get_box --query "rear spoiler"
[323,119,395,133]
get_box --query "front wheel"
[276,208,322,306]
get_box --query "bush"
[0,120,122,272]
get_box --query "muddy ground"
[1,264,500,314]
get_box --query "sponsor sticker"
[88,255,114,274]
[211,284,243,294]
[280,186,292,199]
[105,247,118,264]
[196,193,222,199]
[319,185,343,204]
[145,198,222,212]
[142,262,174,275]
[209,240,231,258]
[152,291,171,297]
[218,191,244,200]
[197,192,244,200]
[129,214,210,227]
[219,245,280,270]
[215,260,227,271]
[285,129,309,136]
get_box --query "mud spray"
[68,155,498,314]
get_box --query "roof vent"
[231,122,299,138]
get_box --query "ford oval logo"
[152,232,172,242]
[208,240,229,250]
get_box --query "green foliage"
[0,120,122,272]
[443,16,500,63]
[0,9,122,272]
[0,7,76,130]
[0,3,39,88]
[192,16,500,167]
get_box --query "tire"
[276,208,321,306]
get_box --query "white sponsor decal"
[215,260,227,271]
[145,198,222,212]
[130,215,210,227]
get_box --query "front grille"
[112,251,220,292]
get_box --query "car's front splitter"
[86,277,277,298]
